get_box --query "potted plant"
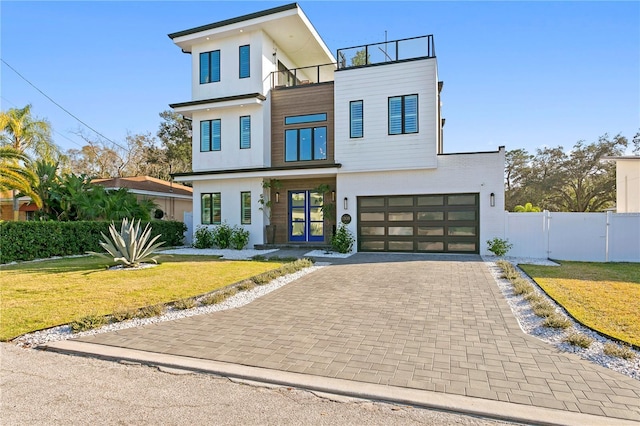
[258,179,282,244]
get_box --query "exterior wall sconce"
[275,192,280,203]
[343,197,348,210]
[331,190,336,202]
[490,192,495,207]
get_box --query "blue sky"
[2,1,638,155]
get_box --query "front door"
[289,191,324,242]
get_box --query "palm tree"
[514,202,541,212]
[0,146,42,209]
[0,105,55,219]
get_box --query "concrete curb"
[42,340,635,426]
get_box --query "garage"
[357,193,479,253]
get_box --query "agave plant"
[90,218,165,267]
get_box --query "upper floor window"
[239,45,250,78]
[201,192,221,225]
[240,116,251,149]
[284,113,327,125]
[241,191,251,224]
[200,119,221,151]
[388,94,418,135]
[285,127,327,162]
[200,50,220,84]
[350,100,363,138]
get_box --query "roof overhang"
[168,3,335,66]
[170,93,266,117]
[173,164,341,183]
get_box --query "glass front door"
[289,191,324,242]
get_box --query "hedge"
[0,220,187,263]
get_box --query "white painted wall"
[192,104,267,172]
[334,59,439,172]
[504,211,640,262]
[615,159,640,213]
[191,31,267,101]
[336,149,505,255]
[192,178,266,247]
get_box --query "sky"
[1,1,638,156]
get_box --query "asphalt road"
[1,343,510,425]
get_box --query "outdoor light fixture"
[343,197,348,210]
[275,192,280,203]
[490,192,495,207]
[331,190,336,202]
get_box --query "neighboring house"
[0,191,36,221]
[602,156,640,213]
[169,3,505,254]
[92,176,193,222]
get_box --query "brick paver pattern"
[78,254,640,421]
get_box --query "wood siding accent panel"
[271,83,335,168]
[269,177,336,244]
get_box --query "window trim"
[239,45,250,79]
[388,94,419,135]
[350,100,363,138]
[200,119,221,152]
[199,50,220,84]
[285,126,327,162]
[239,115,251,149]
[201,192,221,225]
[241,191,251,225]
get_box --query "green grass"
[520,262,640,346]
[0,255,283,341]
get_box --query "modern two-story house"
[169,3,505,254]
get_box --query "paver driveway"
[76,254,640,422]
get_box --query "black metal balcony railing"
[337,35,435,70]
[271,63,336,89]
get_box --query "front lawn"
[0,255,282,341]
[520,262,640,346]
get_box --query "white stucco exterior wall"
[336,148,505,255]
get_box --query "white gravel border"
[14,263,328,348]
[483,256,640,381]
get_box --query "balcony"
[337,35,435,70]
[271,63,336,89]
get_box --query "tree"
[633,129,640,155]
[0,146,42,208]
[504,133,628,212]
[351,48,370,66]
[154,110,192,179]
[513,202,541,212]
[0,105,57,219]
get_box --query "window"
[240,116,251,149]
[388,94,418,135]
[350,100,363,138]
[200,119,221,151]
[241,191,251,224]
[201,193,221,225]
[200,50,220,84]
[285,127,327,161]
[239,45,250,78]
[284,113,327,125]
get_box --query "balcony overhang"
[169,93,266,117]
[173,163,341,183]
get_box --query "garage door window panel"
[361,226,385,236]
[448,211,476,221]
[389,212,413,221]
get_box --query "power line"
[1,58,128,151]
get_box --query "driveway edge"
[41,340,633,426]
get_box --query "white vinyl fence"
[504,211,640,262]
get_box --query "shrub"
[173,298,197,310]
[331,224,355,254]
[212,222,233,249]
[111,308,137,322]
[564,333,594,348]
[0,220,185,263]
[70,314,107,333]
[229,225,250,250]
[200,293,226,305]
[512,278,533,295]
[193,226,214,249]
[237,280,256,291]
[89,218,165,268]
[524,292,544,303]
[603,343,636,360]
[487,238,513,257]
[136,304,165,318]
[542,314,572,329]
[531,300,557,318]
